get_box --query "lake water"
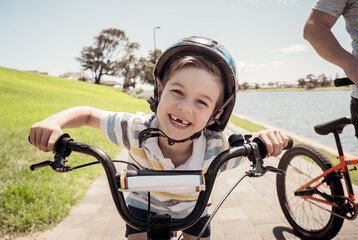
[233,89,358,155]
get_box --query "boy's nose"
[177,99,193,113]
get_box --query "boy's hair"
[160,55,224,106]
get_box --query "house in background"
[59,72,122,88]
[26,70,48,75]
[59,72,94,83]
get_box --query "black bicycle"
[30,133,292,240]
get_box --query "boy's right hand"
[29,106,103,153]
[29,118,63,153]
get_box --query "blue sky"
[0,0,352,85]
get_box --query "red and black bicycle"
[276,78,358,239]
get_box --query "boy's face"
[156,67,223,140]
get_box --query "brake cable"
[71,160,141,171]
[196,171,250,240]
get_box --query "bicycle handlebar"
[29,133,293,232]
[334,77,354,87]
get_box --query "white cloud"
[241,0,259,3]
[274,44,308,53]
[237,61,265,72]
[276,0,297,3]
[269,61,285,66]
[237,60,285,72]
[240,0,297,3]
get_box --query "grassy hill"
[0,67,150,236]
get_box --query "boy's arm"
[30,106,106,153]
[303,9,358,86]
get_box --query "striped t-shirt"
[100,111,243,218]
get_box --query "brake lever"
[229,134,289,177]
[29,159,73,172]
[247,137,287,177]
[245,137,266,177]
[29,133,74,172]
[263,166,285,176]
[30,161,53,171]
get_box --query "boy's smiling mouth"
[169,114,191,128]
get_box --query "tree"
[306,82,316,90]
[76,28,139,84]
[318,73,332,87]
[138,49,162,86]
[297,78,306,88]
[241,82,249,90]
[119,51,141,91]
[305,74,319,89]
[305,74,316,82]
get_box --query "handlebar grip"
[334,77,354,87]
[253,136,293,158]
[284,136,293,150]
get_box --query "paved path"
[17,123,358,240]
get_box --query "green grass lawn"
[0,67,150,236]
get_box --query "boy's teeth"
[171,115,189,125]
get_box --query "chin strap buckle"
[138,128,202,148]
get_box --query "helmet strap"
[205,93,235,128]
[147,79,161,113]
[147,96,158,113]
[138,128,202,148]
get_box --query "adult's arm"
[303,9,358,86]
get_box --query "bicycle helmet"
[140,36,238,146]
[148,36,238,132]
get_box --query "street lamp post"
[153,26,161,63]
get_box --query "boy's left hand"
[252,129,289,157]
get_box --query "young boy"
[30,36,289,240]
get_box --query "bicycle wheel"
[276,144,344,239]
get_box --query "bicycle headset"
[139,36,239,146]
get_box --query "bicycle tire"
[276,144,344,239]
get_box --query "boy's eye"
[197,99,208,107]
[172,89,183,95]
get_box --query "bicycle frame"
[297,155,358,206]
[296,125,358,208]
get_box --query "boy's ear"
[157,82,163,101]
[209,109,223,125]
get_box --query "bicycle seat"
[314,117,352,135]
